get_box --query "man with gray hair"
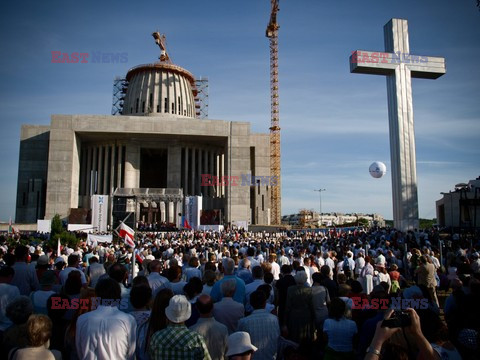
[236,258,253,284]
[210,258,246,304]
[147,260,171,297]
[213,279,245,334]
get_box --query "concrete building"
[436,177,480,229]
[282,211,385,228]
[15,36,271,227]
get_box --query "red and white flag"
[119,222,135,248]
[124,235,135,248]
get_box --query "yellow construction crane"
[266,0,281,225]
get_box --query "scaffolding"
[194,77,209,119]
[111,76,128,115]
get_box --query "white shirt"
[316,257,325,267]
[355,257,365,275]
[278,255,290,266]
[325,258,335,272]
[76,305,136,360]
[303,266,313,286]
[270,261,281,280]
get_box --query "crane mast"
[266,0,281,225]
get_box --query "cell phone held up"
[381,310,412,328]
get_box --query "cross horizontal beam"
[350,50,446,79]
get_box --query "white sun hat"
[226,331,258,357]
[165,295,191,323]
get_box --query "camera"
[381,310,411,328]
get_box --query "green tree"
[51,214,63,239]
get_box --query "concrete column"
[85,147,92,196]
[167,145,181,188]
[173,201,178,227]
[116,145,122,188]
[196,149,201,196]
[160,201,166,223]
[124,144,140,188]
[79,148,86,196]
[191,148,196,196]
[109,145,115,194]
[103,146,109,194]
[209,150,214,197]
[220,153,225,197]
[44,116,81,220]
[98,146,104,194]
[202,150,208,196]
[184,147,189,196]
[168,201,174,223]
[92,147,98,194]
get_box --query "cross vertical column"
[350,18,446,231]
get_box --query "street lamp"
[314,189,326,227]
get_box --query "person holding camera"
[365,308,461,360]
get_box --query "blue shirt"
[323,317,357,352]
[210,275,246,304]
[237,309,280,360]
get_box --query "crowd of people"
[0,227,479,359]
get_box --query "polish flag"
[183,217,192,230]
[119,222,135,247]
[124,235,135,248]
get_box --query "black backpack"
[343,258,351,272]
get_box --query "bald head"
[195,294,214,317]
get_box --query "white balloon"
[369,161,387,178]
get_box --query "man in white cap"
[225,331,257,360]
[149,295,211,359]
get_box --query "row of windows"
[131,95,192,116]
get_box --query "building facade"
[436,177,480,229]
[16,37,271,227]
[282,211,385,228]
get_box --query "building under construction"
[15,33,272,228]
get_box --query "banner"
[185,196,202,230]
[37,219,51,233]
[91,195,108,232]
[87,234,113,246]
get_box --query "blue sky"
[0,0,479,222]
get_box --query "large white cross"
[350,18,446,231]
